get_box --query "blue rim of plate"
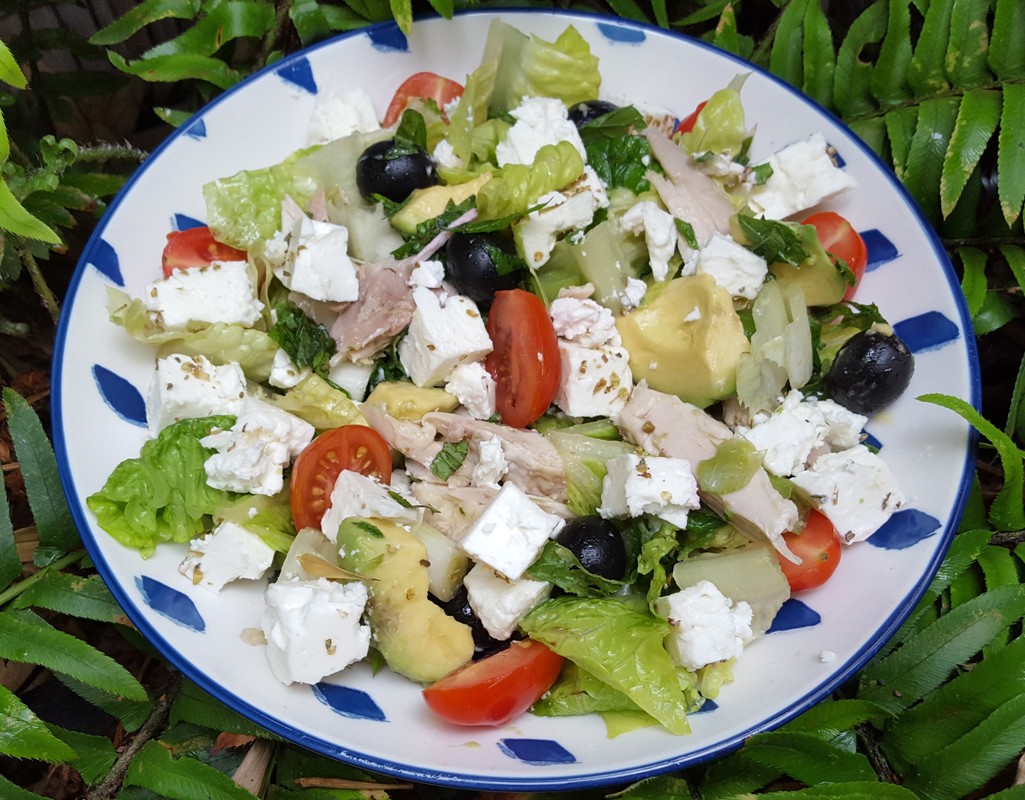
[52,7,982,791]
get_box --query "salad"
[87,19,916,737]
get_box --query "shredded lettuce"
[680,87,748,158]
[475,141,584,220]
[264,374,366,430]
[86,417,236,557]
[520,596,692,735]
[546,430,635,516]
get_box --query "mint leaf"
[430,441,469,480]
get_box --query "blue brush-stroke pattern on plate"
[277,57,318,94]
[92,365,147,427]
[499,739,577,766]
[184,118,206,140]
[173,213,205,231]
[694,699,718,715]
[86,238,123,286]
[597,22,646,43]
[767,599,822,633]
[367,24,408,52]
[862,229,899,271]
[863,430,883,451]
[869,509,941,550]
[893,311,960,353]
[136,576,205,632]
[313,683,387,721]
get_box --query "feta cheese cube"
[327,356,374,402]
[791,444,906,543]
[144,260,263,329]
[463,563,552,641]
[274,217,359,303]
[146,354,247,435]
[599,453,700,528]
[619,201,679,281]
[495,97,587,167]
[549,296,621,348]
[308,87,380,144]
[179,520,276,592]
[808,397,867,451]
[408,259,446,290]
[554,341,632,421]
[261,578,371,685]
[747,134,858,220]
[200,396,315,495]
[268,348,311,389]
[689,233,768,301]
[320,470,419,542]
[654,580,753,671]
[517,187,600,268]
[444,361,497,420]
[398,287,492,387]
[457,483,564,580]
[471,435,508,489]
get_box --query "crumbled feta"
[408,259,446,290]
[809,397,867,451]
[820,650,837,663]
[273,217,359,303]
[747,134,858,219]
[144,260,263,329]
[517,185,600,268]
[791,444,906,543]
[146,354,247,435]
[463,563,552,641]
[599,453,700,528]
[620,277,648,310]
[457,483,564,580]
[689,233,768,301]
[432,138,464,171]
[554,341,632,421]
[444,361,497,420]
[319,471,419,542]
[654,580,753,671]
[549,296,621,347]
[268,348,311,389]
[619,201,679,281]
[261,578,371,685]
[398,287,493,387]
[327,356,374,402]
[200,396,315,495]
[495,97,587,167]
[180,520,276,592]
[308,87,380,144]
[471,435,508,489]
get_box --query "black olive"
[567,99,620,128]
[355,139,437,203]
[444,232,523,305]
[556,516,628,581]
[431,585,509,659]
[826,330,915,416]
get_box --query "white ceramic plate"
[53,10,979,791]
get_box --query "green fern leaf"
[45,724,117,784]
[0,181,62,244]
[769,0,809,91]
[697,749,781,799]
[0,683,76,762]
[0,464,20,592]
[945,0,995,88]
[908,0,953,94]
[171,680,280,739]
[709,3,753,59]
[859,583,1025,712]
[90,0,201,46]
[978,544,1022,589]
[957,246,988,317]
[675,0,730,26]
[107,50,241,89]
[611,774,695,798]
[871,0,913,105]
[0,40,28,90]
[11,572,129,624]
[834,3,888,119]
[801,0,835,108]
[989,0,1025,79]
[124,740,259,799]
[849,117,888,158]
[940,89,1000,217]
[0,610,148,701]
[740,731,876,784]
[997,82,1025,226]
[884,106,919,181]
[903,96,960,222]
[649,0,669,29]
[389,0,412,35]
[782,698,891,738]
[0,773,49,800]
[604,0,651,24]
[141,2,276,60]
[741,782,919,799]
[1007,348,1025,441]
[983,787,1025,799]
[56,675,152,733]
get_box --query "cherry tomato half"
[484,289,561,429]
[290,425,393,531]
[161,226,247,277]
[802,211,868,300]
[674,100,708,135]
[422,639,565,726]
[776,511,842,592]
[382,72,464,128]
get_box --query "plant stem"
[0,548,87,607]
[17,243,61,324]
[856,722,901,784]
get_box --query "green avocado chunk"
[336,517,474,683]
[616,274,750,408]
[391,174,492,235]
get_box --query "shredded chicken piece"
[411,483,572,541]
[330,262,415,362]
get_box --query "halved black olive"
[355,139,437,203]
[556,516,628,581]
[567,99,620,128]
[444,232,523,305]
[826,329,915,416]
[431,585,508,660]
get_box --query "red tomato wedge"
[802,211,868,300]
[161,226,247,277]
[674,100,708,135]
[484,289,561,429]
[382,72,464,128]
[290,425,393,531]
[776,511,842,592]
[422,640,565,726]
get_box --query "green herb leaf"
[430,441,469,480]
[392,197,475,259]
[585,133,653,194]
[735,215,808,266]
[482,240,527,276]
[675,219,698,250]
[394,108,428,152]
[577,106,646,144]
[527,540,625,597]
[269,302,337,379]
[750,162,775,185]
[353,520,384,538]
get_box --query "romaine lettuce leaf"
[475,141,584,221]
[520,596,692,735]
[216,491,296,554]
[546,429,636,516]
[264,374,366,430]
[680,87,748,158]
[86,417,236,557]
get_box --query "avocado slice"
[364,381,460,421]
[391,174,492,236]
